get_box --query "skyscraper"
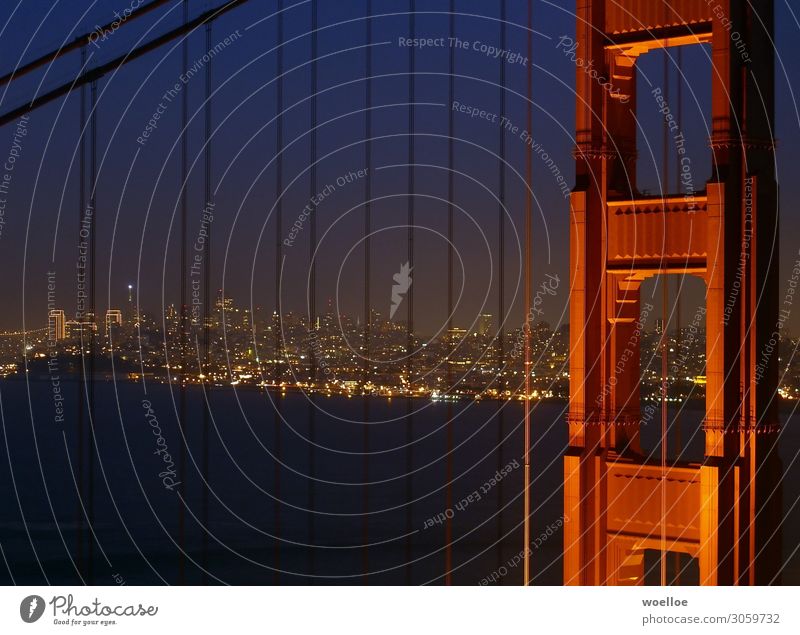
[48,309,66,341]
[477,313,493,336]
[127,284,140,326]
[105,309,122,333]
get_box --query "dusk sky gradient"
[0,0,798,335]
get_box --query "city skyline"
[2,290,798,405]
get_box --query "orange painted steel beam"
[565,0,781,586]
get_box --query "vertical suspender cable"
[497,0,507,583]
[523,0,533,587]
[87,74,98,586]
[674,49,683,459]
[273,0,285,584]
[444,0,455,586]
[178,0,189,585]
[404,0,415,585]
[673,46,683,585]
[77,45,87,580]
[495,9,506,555]
[308,0,318,579]
[362,0,373,582]
[660,45,670,588]
[497,0,508,580]
[202,18,213,584]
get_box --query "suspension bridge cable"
[178,0,188,585]
[76,44,87,580]
[307,0,318,580]
[497,0,508,585]
[0,0,175,88]
[523,0,533,587]
[273,0,285,584]
[86,73,98,585]
[444,0,455,587]
[674,46,683,586]
[0,0,255,128]
[404,0,416,585]
[660,43,670,588]
[202,17,213,584]
[362,0,373,583]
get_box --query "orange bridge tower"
[565,0,782,585]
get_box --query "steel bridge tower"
[565,0,782,585]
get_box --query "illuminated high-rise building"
[105,309,122,333]
[126,284,139,325]
[216,290,234,330]
[48,309,66,341]
[477,313,493,336]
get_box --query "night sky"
[0,0,798,335]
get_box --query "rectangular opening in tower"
[643,549,699,585]
[638,274,706,463]
[634,44,711,198]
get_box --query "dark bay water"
[0,379,797,585]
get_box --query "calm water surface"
[0,379,797,585]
